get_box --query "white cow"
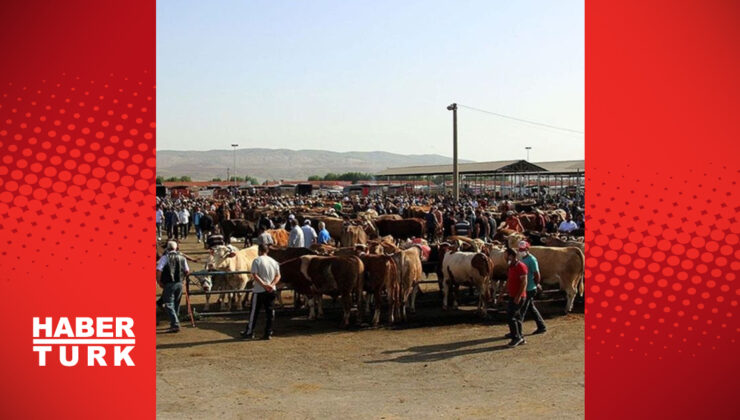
[441,251,494,316]
[206,245,258,311]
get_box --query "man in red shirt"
[505,248,528,347]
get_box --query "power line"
[457,104,584,134]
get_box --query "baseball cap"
[517,240,530,251]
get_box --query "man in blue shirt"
[517,241,547,335]
[317,221,331,245]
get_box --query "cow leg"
[203,288,211,311]
[451,283,459,310]
[372,290,382,327]
[564,278,577,313]
[218,293,227,311]
[341,294,352,328]
[409,284,419,314]
[477,284,488,317]
[317,295,325,319]
[441,279,449,311]
[308,297,316,320]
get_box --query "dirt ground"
[156,236,584,419]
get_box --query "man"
[156,241,190,333]
[486,212,497,242]
[505,248,528,347]
[453,214,471,237]
[517,241,547,334]
[317,221,331,245]
[241,245,281,340]
[155,206,164,240]
[165,207,178,239]
[558,213,579,234]
[193,207,204,242]
[178,207,190,239]
[254,227,275,246]
[288,219,304,248]
[474,210,489,240]
[501,211,524,232]
[301,220,317,249]
[425,207,437,242]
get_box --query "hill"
[156,148,472,181]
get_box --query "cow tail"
[355,256,365,316]
[388,257,401,309]
[577,248,585,297]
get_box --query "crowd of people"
[155,189,585,244]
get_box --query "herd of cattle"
[172,203,585,328]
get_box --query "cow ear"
[228,252,236,258]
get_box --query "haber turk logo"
[32,317,136,367]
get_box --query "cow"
[541,235,585,252]
[441,251,494,316]
[266,229,289,247]
[267,246,317,263]
[375,214,403,221]
[489,245,585,312]
[391,245,423,321]
[220,219,255,244]
[341,224,368,247]
[279,255,365,327]
[298,215,344,241]
[373,218,426,241]
[360,254,400,326]
[206,245,258,310]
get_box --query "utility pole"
[447,103,459,201]
[525,146,532,161]
[231,144,239,186]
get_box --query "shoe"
[261,334,272,341]
[507,337,525,347]
[240,330,254,340]
[165,327,180,333]
[532,328,547,335]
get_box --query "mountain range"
[156,148,473,181]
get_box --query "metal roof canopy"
[375,159,574,177]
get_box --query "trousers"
[507,299,524,339]
[521,290,547,330]
[161,281,183,328]
[246,292,276,337]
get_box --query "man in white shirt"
[254,227,275,247]
[178,207,190,239]
[241,245,281,340]
[558,213,579,234]
[301,220,317,249]
[155,206,164,240]
[288,219,304,248]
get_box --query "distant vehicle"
[295,183,313,196]
[156,185,167,198]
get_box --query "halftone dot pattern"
[587,165,739,359]
[0,73,156,277]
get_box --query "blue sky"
[157,0,584,162]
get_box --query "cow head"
[208,245,238,271]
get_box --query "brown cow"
[391,246,423,321]
[267,246,317,263]
[341,224,368,247]
[360,254,400,326]
[280,255,365,327]
[266,229,289,247]
[373,218,426,240]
